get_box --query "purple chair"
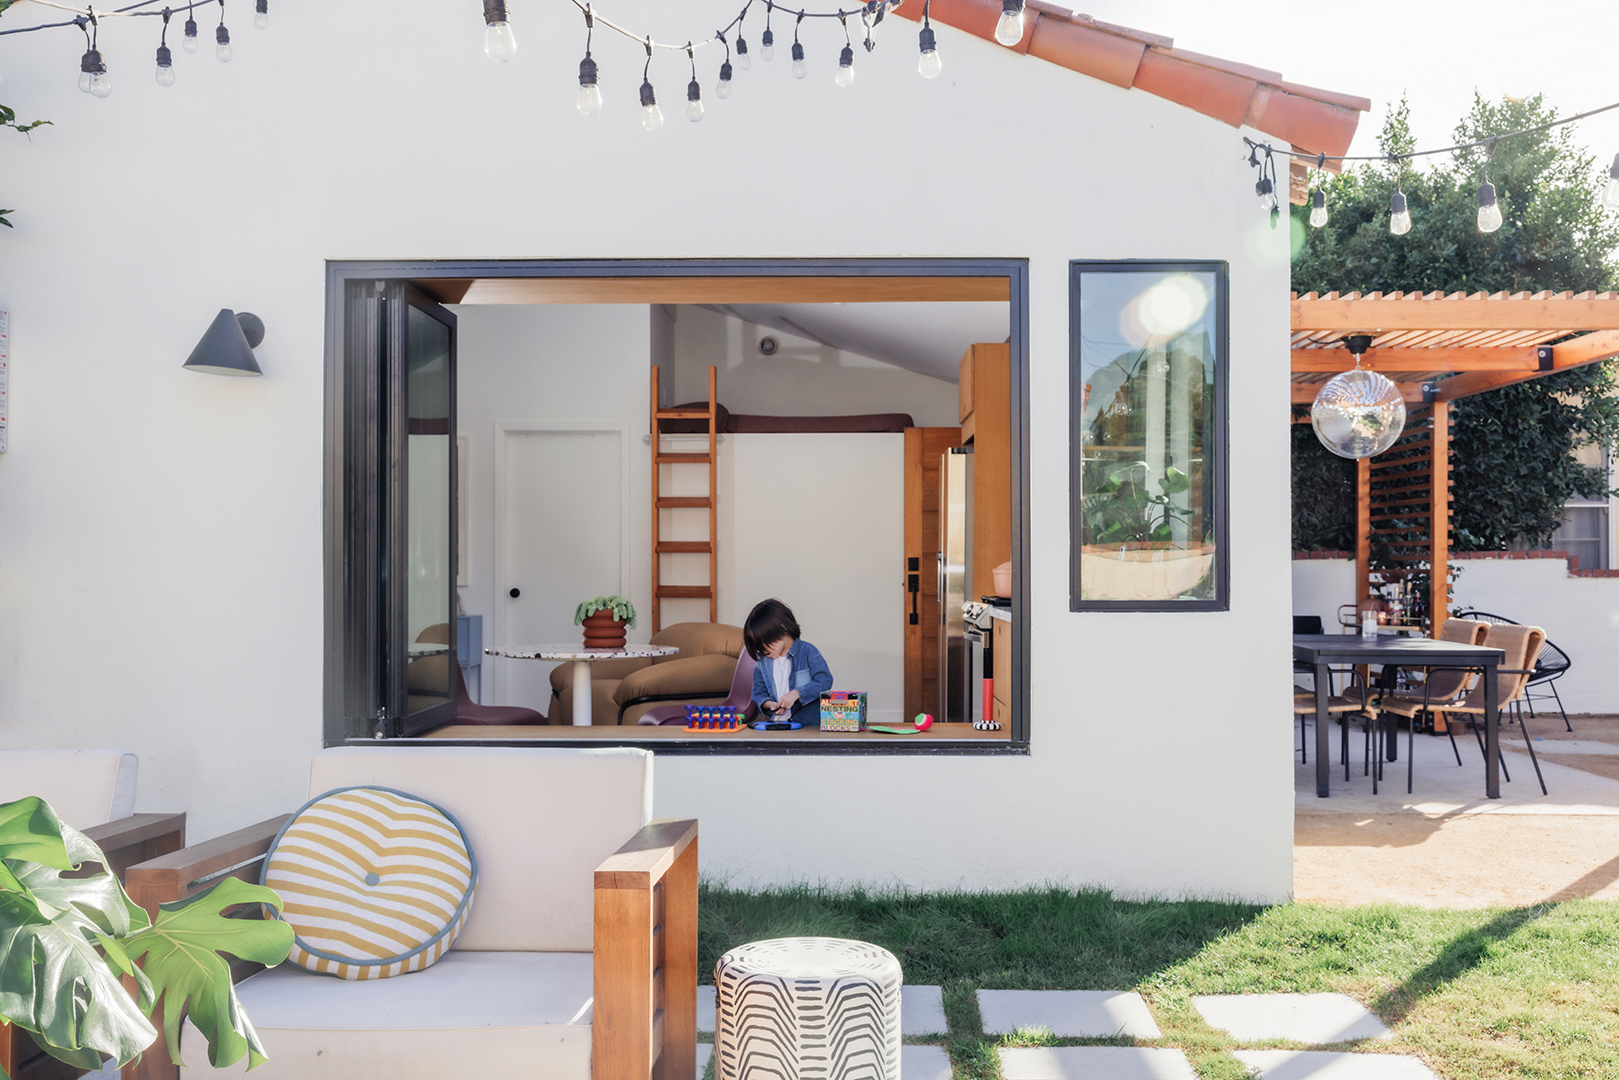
[416,625,548,726]
[639,651,758,725]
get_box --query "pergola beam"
[1292,382,1429,405]
[1432,329,1619,401]
[1290,346,1542,373]
[1293,293,1619,331]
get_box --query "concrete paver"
[902,1044,954,1079]
[697,1042,713,1076]
[698,984,716,1032]
[978,989,1161,1038]
[1192,993,1392,1043]
[999,1046,1198,1080]
[1232,1049,1441,1079]
[903,984,948,1036]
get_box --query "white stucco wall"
[1292,556,1619,713]
[0,1,1296,900]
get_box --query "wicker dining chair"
[1440,622,1550,796]
[1293,675,1378,778]
[1369,618,1490,794]
[1455,608,1574,732]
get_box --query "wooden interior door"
[903,427,962,720]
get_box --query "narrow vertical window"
[1070,263,1228,610]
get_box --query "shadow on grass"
[1371,901,1557,1023]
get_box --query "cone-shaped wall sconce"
[183,309,265,376]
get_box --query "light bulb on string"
[483,0,517,63]
[994,0,1025,47]
[639,41,663,130]
[1308,188,1328,228]
[735,36,751,70]
[790,12,806,79]
[1604,152,1619,210]
[761,4,775,60]
[254,0,267,30]
[76,17,110,97]
[183,11,198,52]
[917,0,941,78]
[1477,180,1502,233]
[1389,188,1411,236]
[215,1,232,63]
[684,44,703,122]
[833,13,853,86]
[715,32,733,98]
[575,8,601,115]
[154,9,175,85]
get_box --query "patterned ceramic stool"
[714,937,902,1080]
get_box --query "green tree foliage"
[1291,94,1619,550]
[1,4,53,228]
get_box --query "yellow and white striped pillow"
[261,787,477,980]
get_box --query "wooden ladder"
[650,365,718,632]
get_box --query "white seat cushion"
[178,951,593,1078]
[0,750,137,830]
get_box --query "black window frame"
[1068,260,1230,613]
[324,258,1031,756]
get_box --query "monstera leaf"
[126,877,294,1070]
[0,800,158,1072]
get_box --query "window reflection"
[1073,266,1224,607]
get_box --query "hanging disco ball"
[1311,368,1406,459]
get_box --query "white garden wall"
[0,0,1297,900]
[1292,555,1619,713]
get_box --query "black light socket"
[1312,189,1325,210]
[839,44,854,67]
[579,54,598,86]
[80,48,105,74]
[1477,180,1498,209]
[736,37,749,57]
[483,0,509,23]
[687,78,701,102]
[791,41,804,62]
[1610,152,1619,180]
[639,79,656,107]
[256,0,267,14]
[719,59,733,81]
[184,15,197,37]
[1345,334,1375,357]
[156,43,172,67]
[761,28,774,47]
[1002,0,1023,14]
[216,23,230,46]
[919,25,936,52]
[1389,190,1408,215]
[1255,176,1273,198]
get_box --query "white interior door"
[495,426,627,710]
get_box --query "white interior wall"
[669,306,960,427]
[0,0,1296,901]
[1294,556,1619,713]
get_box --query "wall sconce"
[183,309,265,376]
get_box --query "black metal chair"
[1455,609,1573,732]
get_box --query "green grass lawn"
[698,883,1619,1080]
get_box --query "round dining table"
[484,643,679,726]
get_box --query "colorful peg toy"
[682,704,746,732]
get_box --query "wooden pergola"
[1291,290,1619,634]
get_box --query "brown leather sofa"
[549,622,744,725]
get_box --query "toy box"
[819,691,867,732]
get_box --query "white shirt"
[771,656,793,705]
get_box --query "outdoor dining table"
[1293,632,1506,799]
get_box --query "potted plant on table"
[574,594,637,649]
[0,796,294,1076]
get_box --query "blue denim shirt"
[751,638,834,724]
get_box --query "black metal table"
[1293,633,1506,798]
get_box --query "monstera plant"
[0,796,294,1076]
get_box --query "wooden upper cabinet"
[958,343,1012,601]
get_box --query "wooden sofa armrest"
[80,812,187,881]
[594,818,698,1080]
[119,816,291,1080]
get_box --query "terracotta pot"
[581,610,628,649]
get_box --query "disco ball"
[1311,368,1407,459]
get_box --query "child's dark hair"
[743,598,801,660]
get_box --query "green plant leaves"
[574,594,638,628]
[125,877,294,1071]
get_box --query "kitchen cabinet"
[958,343,1011,602]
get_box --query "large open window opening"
[324,261,1028,753]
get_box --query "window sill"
[361,723,1024,756]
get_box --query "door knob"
[509,588,521,598]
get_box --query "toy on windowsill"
[820,691,868,732]
[683,705,747,732]
[973,719,1001,731]
[869,713,935,735]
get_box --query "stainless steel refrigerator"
[938,447,974,723]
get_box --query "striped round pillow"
[261,787,477,980]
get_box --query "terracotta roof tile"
[896,0,1368,187]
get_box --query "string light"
[254,0,267,31]
[917,0,941,79]
[155,7,174,85]
[1476,138,1502,234]
[734,3,752,70]
[77,15,111,98]
[790,11,806,79]
[484,0,517,63]
[215,0,231,62]
[1248,144,1280,229]
[761,2,774,60]
[834,12,854,86]
[1604,153,1619,210]
[684,43,703,123]
[638,39,662,131]
[1389,178,1412,236]
[715,30,734,98]
[183,6,198,52]
[576,6,602,115]
[1307,154,1328,228]
[993,0,1024,47]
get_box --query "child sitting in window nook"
[743,598,833,727]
